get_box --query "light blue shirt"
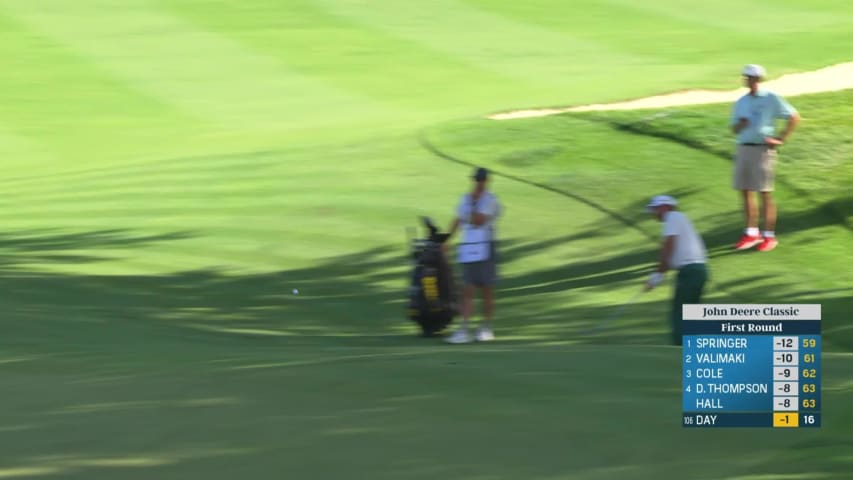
[731,89,797,144]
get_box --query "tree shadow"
[575,111,852,231]
[0,229,195,268]
[496,228,612,265]
[714,283,853,351]
[780,195,853,234]
[2,227,850,480]
[0,226,684,352]
[608,188,850,257]
[2,250,408,352]
[2,225,849,352]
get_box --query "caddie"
[444,167,501,344]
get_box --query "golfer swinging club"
[644,195,709,346]
[445,167,501,344]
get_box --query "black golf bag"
[406,216,458,336]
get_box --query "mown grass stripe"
[317,0,650,85]
[159,0,524,112]
[0,10,199,167]
[601,0,849,33]
[0,0,397,130]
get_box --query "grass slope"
[427,89,853,349]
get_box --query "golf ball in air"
[292,289,299,295]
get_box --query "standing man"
[730,64,800,252]
[445,167,501,344]
[644,195,709,346]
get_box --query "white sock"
[763,231,775,238]
[746,227,760,237]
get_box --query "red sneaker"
[734,234,762,250]
[757,237,778,252]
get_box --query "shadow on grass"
[419,125,851,314]
[0,229,195,267]
[1,228,851,480]
[0,227,685,353]
[1,226,849,352]
[576,111,852,231]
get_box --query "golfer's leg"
[742,190,758,230]
[482,286,494,329]
[478,255,497,331]
[670,272,687,346]
[734,147,756,232]
[760,147,777,233]
[461,284,475,330]
[761,192,776,233]
[674,265,708,345]
[682,265,707,303]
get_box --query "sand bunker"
[488,62,853,120]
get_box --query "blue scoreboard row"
[681,305,821,428]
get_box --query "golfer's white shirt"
[456,192,499,263]
[662,211,707,269]
[457,192,499,235]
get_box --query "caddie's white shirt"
[456,191,499,236]
[455,192,499,263]
[662,210,707,269]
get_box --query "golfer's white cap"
[742,64,766,78]
[646,195,677,212]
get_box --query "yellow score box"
[773,413,799,427]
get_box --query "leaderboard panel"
[681,304,821,428]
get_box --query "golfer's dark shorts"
[462,243,498,287]
[670,263,709,346]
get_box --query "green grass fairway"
[426,90,853,349]
[1,0,852,478]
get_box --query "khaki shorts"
[733,144,776,192]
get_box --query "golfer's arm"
[447,218,461,238]
[731,102,748,133]
[657,236,675,273]
[779,112,800,141]
[470,212,489,226]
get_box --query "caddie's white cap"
[742,64,766,78]
[646,195,677,212]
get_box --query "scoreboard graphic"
[682,304,821,428]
